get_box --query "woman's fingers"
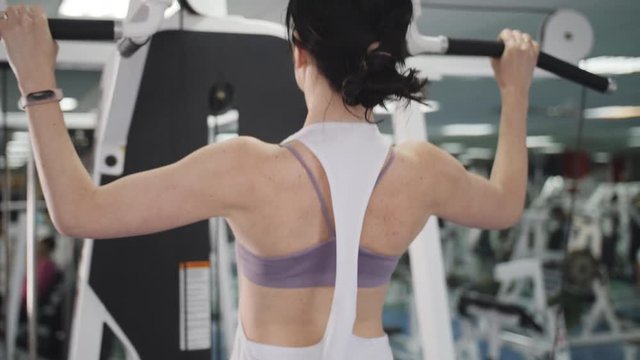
[0,5,57,94]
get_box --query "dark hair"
[286,0,427,118]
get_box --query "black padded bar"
[48,19,116,41]
[446,38,612,93]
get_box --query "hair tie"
[367,41,381,54]
[367,41,394,57]
[362,42,396,73]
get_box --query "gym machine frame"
[43,0,615,93]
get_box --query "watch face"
[28,90,56,101]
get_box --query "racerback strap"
[282,122,390,360]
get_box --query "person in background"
[629,193,640,289]
[21,235,59,305]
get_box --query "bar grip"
[118,38,150,58]
[48,19,116,41]
[446,38,613,93]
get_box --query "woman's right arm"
[413,29,539,230]
[0,6,274,240]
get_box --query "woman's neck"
[302,84,370,127]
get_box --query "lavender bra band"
[235,143,400,289]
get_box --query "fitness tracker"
[19,88,64,110]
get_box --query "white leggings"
[230,319,394,360]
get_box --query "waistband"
[230,317,393,360]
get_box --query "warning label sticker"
[179,261,211,351]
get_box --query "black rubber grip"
[447,38,611,93]
[49,19,116,41]
[118,38,149,58]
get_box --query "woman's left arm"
[0,5,261,239]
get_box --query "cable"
[177,7,192,360]
[547,86,588,359]
[179,1,185,30]
[178,7,223,359]
[213,118,223,360]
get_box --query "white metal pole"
[391,102,456,360]
[26,144,38,360]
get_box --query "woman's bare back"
[228,140,432,347]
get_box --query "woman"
[0,0,539,359]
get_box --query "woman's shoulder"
[206,136,291,180]
[394,140,452,171]
[208,136,281,160]
[393,140,466,205]
[218,135,274,149]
